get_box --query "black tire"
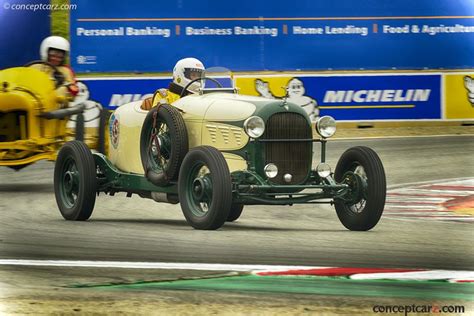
[227,204,244,222]
[8,163,31,171]
[178,146,232,230]
[334,146,386,231]
[54,141,97,220]
[140,104,188,186]
[75,113,85,141]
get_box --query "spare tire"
[140,104,188,186]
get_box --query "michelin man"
[67,81,102,128]
[464,76,474,107]
[255,77,319,121]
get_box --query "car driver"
[141,57,205,110]
[30,36,79,102]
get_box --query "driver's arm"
[141,88,180,110]
[57,65,79,102]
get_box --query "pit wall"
[75,72,474,123]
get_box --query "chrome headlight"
[316,116,337,138]
[264,163,278,178]
[316,163,331,178]
[244,116,265,138]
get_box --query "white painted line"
[351,270,474,281]
[0,259,324,272]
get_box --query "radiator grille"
[262,112,312,184]
[0,111,28,142]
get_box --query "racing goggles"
[184,68,204,80]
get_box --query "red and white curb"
[0,260,472,283]
[385,178,474,222]
[254,267,474,283]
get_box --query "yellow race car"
[0,61,107,170]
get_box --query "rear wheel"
[334,146,386,231]
[179,146,232,230]
[54,141,97,220]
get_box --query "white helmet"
[173,57,205,93]
[40,36,70,64]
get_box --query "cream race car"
[54,68,386,230]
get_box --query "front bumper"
[232,173,350,205]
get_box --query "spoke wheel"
[334,146,386,231]
[140,104,188,186]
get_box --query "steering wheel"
[180,77,223,98]
[24,60,65,88]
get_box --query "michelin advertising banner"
[79,73,442,121]
[70,0,474,72]
[237,74,441,120]
[76,77,170,109]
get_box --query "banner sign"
[77,77,170,109]
[79,73,441,121]
[237,74,441,120]
[70,0,474,72]
[0,0,50,69]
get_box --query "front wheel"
[54,141,97,220]
[334,146,386,231]
[227,204,244,222]
[178,146,232,230]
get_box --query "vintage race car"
[0,62,107,170]
[54,68,386,230]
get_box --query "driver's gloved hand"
[53,71,65,87]
[141,97,153,111]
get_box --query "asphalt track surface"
[1,135,473,270]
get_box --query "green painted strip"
[84,275,474,301]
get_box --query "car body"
[54,70,386,230]
[0,63,107,170]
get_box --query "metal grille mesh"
[262,112,312,184]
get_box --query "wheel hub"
[341,171,366,204]
[63,171,75,192]
[191,176,212,202]
[192,178,205,200]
